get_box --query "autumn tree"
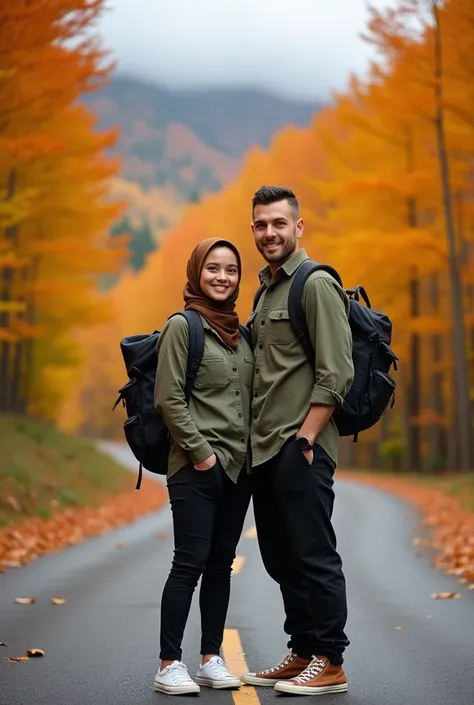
[0,0,127,418]
[362,0,474,470]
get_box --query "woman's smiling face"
[200,246,240,302]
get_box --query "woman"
[153,238,254,696]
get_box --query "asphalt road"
[1,443,474,705]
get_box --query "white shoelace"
[206,656,233,679]
[293,657,326,683]
[167,662,193,684]
[260,652,294,675]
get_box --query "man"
[241,185,354,696]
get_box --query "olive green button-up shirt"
[248,248,354,468]
[154,313,254,482]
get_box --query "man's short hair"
[252,185,300,219]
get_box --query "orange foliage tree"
[65,0,474,473]
[0,0,127,418]
[310,0,474,471]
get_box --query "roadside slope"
[0,416,167,572]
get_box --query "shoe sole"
[195,676,241,690]
[240,674,281,686]
[274,681,349,695]
[154,681,200,695]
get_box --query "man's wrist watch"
[295,435,314,451]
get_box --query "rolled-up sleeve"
[154,316,213,463]
[303,275,354,407]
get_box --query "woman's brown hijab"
[183,238,241,350]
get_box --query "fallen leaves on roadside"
[431,592,462,600]
[393,625,404,630]
[4,647,45,661]
[469,584,474,591]
[0,477,167,573]
[51,597,66,605]
[446,567,465,576]
[339,471,474,590]
[14,597,36,605]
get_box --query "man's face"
[251,199,304,265]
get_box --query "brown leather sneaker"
[241,652,311,687]
[274,655,348,695]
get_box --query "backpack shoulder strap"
[175,310,205,398]
[288,260,343,365]
[238,323,251,347]
[252,283,267,311]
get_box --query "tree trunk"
[432,2,471,471]
[0,169,18,412]
[376,410,390,471]
[456,195,474,465]
[22,258,39,414]
[407,269,422,472]
[11,262,27,414]
[428,274,447,470]
[405,131,422,472]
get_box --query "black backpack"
[113,310,251,489]
[252,260,398,440]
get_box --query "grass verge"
[0,415,168,572]
[0,414,133,527]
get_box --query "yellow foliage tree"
[0,0,127,418]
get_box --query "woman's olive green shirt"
[154,313,254,482]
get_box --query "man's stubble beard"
[258,231,298,265]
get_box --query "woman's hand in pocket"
[194,453,217,471]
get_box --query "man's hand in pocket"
[194,453,217,471]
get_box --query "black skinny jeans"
[159,461,251,661]
[252,437,349,665]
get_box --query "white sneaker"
[195,655,241,690]
[153,660,200,695]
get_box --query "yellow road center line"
[232,555,245,574]
[244,526,257,539]
[222,628,260,705]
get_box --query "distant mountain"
[84,75,321,199]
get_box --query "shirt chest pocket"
[194,355,230,389]
[269,309,293,345]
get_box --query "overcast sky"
[97,0,395,102]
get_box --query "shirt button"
[235,391,240,396]
[260,320,265,326]
[253,414,258,420]
[258,344,263,349]
[238,413,242,418]
[232,367,237,372]
[256,368,259,374]
[240,438,245,443]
